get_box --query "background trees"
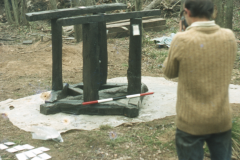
[1,0,235,30]
[180,0,234,29]
[3,0,29,25]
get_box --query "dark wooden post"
[51,19,63,91]
[98,21,108,85]
[83,22,100,102]
[127,18,142,95]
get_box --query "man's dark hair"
[184,0,214,19]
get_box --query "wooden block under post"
[127,18,142,95]
[82,22,100,102]
[51,19,63,91]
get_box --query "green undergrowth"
[231,117,240,158]
[62,117,178,159]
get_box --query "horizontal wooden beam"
[25,3,127,21]
[57,10,161,26]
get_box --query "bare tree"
[11,0,19,25]
[72,0,82,42]
[180,0,184,12]
[135,0,143,11]
[143,0,161,11]
[212,0,224,27]
[20,0,28,25]
[50,0,58,9]
[4,0,29,25]
[3,0,14,24]
[225,0,233,29]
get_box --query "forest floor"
[1,0,240,160]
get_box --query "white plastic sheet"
[0,77,240,133]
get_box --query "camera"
[180,11,189,31]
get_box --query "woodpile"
[61,16,166,39]
[144,0,181,18]
[107,16,166,38]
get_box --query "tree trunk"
[180,0,184,12]
[72,0,82,42]
[20,0,29,25]
[86,0,95,6]
[225,0,233,29]
[11,0,19,25]
[50,0,58,9]
[3,0,14,24]
[143,0,161,10]
[135,0,143,11]
[213,0,224,27]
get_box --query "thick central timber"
[83,22,100,102]
[25,3,127,21]
[57,10,161,26]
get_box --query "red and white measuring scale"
[82,92,154,105]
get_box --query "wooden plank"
[107,25,166,38]
[70,82,128,89]
[25,3,127,21]
[57,10,161,26]
[127,18,142,95]
[51,19,63,91]
[107,18,166,33]
[106,15,161,25]
[82,22,100,102]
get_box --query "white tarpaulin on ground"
[0,77,240,133]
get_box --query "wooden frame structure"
[25,3,161,117]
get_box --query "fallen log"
[143,0,162,11]
[0,38,14,41]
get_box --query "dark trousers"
[175,128,232,160]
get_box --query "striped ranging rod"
[82,92,154,105]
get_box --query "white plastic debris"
[4,142,15,146]
[0,144,8,150]
[22,144,34,150]
[151,33,176,48]
[37,147,50,152]
[24,150,36,158]
[14,145,25,151]
[31,157,44,160]
[16,153,28,160]
[38,153,51,159]
[30,148,43,155]
[31,126,63,142]
[6,147,18,153]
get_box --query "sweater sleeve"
[163,35,182,79]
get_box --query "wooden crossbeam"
[57,10,161,26]
[25,3,127,21]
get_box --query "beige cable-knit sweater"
[163,21,237,135]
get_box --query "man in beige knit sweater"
[163,0,237,159]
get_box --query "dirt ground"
[0,28,240,160]
[1,0,240,159]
